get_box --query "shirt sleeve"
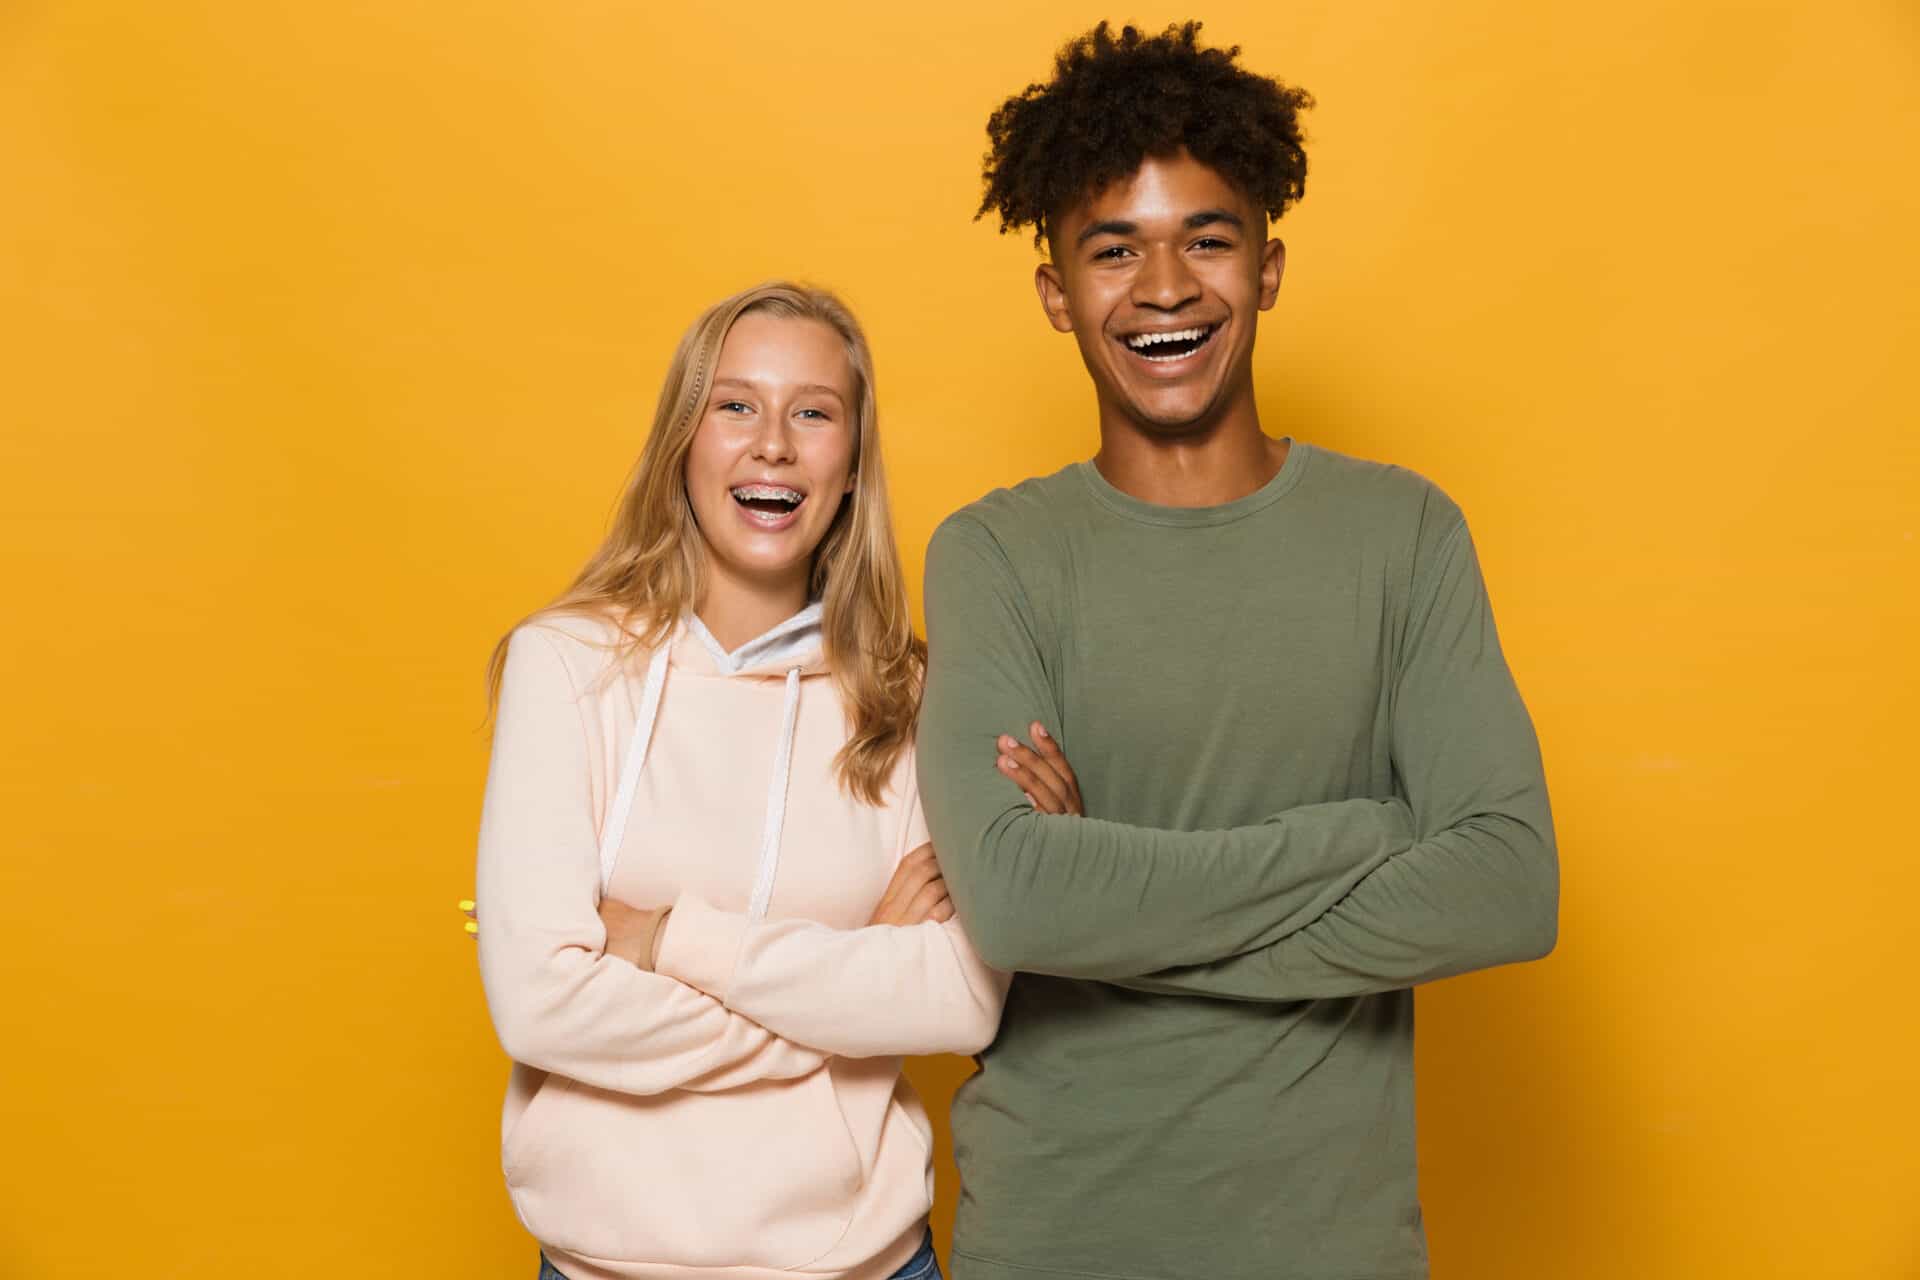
[1114,517,1558,1001]
[653,768,1010,1058]
[917,517,1419,978]
[475,628,829,1094]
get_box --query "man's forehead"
[1059,152,1259,233]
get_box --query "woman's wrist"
[645,908,673,971]
[599,900,672,971]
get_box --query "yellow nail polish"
[464,921,479,934]
[458,899,475,912]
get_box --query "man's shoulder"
[930,464,1083,559]
[1299,442,1465,534]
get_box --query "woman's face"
[683,312,858,597]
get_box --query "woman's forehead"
[714,313,853,397]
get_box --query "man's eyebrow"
[1075,219,1138,247]
[1073,210,1245,247]
[1185,209,1244,230]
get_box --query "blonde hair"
[488,282,925,804]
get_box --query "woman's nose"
[749,414,797,463]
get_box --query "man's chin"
[1118,390,1225,436]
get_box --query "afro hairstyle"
[978,21,1314,250]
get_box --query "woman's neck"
[695,567,810,653]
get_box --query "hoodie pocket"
[502,1071,576,1185]
[505,1067,864,1269]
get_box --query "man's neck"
[1091,402,1289,508]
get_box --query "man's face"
[1036,149,1283,435]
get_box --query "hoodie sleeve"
[476,627,828,1095]
[653,762,1010,1058]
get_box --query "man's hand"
[996,722,1084,816]
[599,896,672,970]
[868,843,954,927]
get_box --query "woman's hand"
[598,897,671,970]
[458,896,669,970]
[868,843,954,927]
[995,722,1084,816]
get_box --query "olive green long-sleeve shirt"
[918,441,1557,1280]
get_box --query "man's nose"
[1131,245,1201,311]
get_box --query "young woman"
[471,283,1019,1280]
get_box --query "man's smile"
[1113,320,1225,375]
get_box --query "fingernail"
[1033,724,1050,740]
[464,921,478,934]
[458,899,475,912]
[998,735,1015,750]
[1023,792,1037,806]
[998,756,1014,771]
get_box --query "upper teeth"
[1126,327,1209,350]
[732,484,803,502]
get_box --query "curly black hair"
[978,21,1314,249]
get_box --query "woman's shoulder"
[517,607,625,648]
[510,609,654,691]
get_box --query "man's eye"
[1094,245,1133,261]
[1192,238,1231,251]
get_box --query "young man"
[917,22,1559,1280]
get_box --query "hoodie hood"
[675,602,828,678]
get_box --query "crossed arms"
[915,515,1559,1003]
[475,628,1005,1099]
[479,489,1558,1100]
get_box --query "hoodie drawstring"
[746,667,802,920]
[596,633,803,922]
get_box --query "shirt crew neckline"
[1075,437,1313,527]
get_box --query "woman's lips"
[730,485,806,531]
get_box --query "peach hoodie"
[476,604,1008,1280]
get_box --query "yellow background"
[3,1,1916,1276]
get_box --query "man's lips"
[1114,321,1223,372]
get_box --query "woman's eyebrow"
[711,376,844,405]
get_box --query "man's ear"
[1034,262,1075,333]
[1258,237,1286,311]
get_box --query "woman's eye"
[717,400,752,414]
[796,408,830,421]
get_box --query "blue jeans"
[539,1231,939,1280]
[888,1232,940,1280]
